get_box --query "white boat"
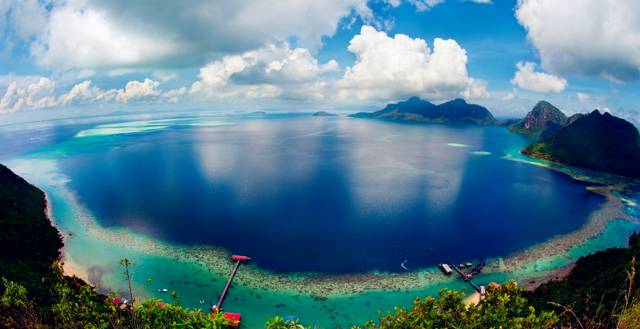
[157,288,169,293]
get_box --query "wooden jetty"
[213,255,250,327]
[450,263,483,294]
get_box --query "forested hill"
[350,97,497,125]
[0,164,63,306]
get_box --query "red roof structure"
[224,312,241,327]
[231,255,250,262]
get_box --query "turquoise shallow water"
[43,115,604,273]
[3,112,640,328]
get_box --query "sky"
[1,0,639,124]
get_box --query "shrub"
[356,281,558,329]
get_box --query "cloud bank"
[516,0,640,82]
[28,0,372,70]
[0,77,164,112]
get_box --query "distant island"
[508,101,567,137]
[312,111,337,117]
[522,109,640,178]
[350,97,497,125]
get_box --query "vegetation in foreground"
[265,282,559,329]
[526,233,640,328]
[356,282,557,329]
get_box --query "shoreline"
[520,262,575,291]
[20,136,638,300]
[62,255,90,283]
[46,191,93,285]
[50,174,633,298]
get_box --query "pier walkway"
[215,255,250,311]
[450,264,482,293]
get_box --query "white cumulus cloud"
[0,77,57,112]
[189,43,339,101]
[25,0,370,70]
[511,61,567,93]
[0,77,165,112]
[58,80,101,105]
[516,0,640,82]
[336,25,487,101]
[113,79,161,103]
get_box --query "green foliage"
[136,299,228,329]
[1,277,28,307]
[266,316,305,329]
[51,280,120,329]
[0,164,63,307]
[619,301,640,329]
[356,282,558,329]
[170,291,180,306]
[527,232,640,328]
[523,110,640,178]
[2,275,232,329]
[0,279,42,329]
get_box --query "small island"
[312,111,337,117]
[350,96,497,125]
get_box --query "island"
[350,96,497,125]
[312,111,337,117]
[508,100,567,137]
[522,110,640,178]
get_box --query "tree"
[356,282,558,329]
[120,258,138,328]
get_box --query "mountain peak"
[534,100,553,107]
[509,101,567,137]
[448,98,467,104]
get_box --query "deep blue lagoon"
[55,114,603,274]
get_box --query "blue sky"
[1,0,639,124]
